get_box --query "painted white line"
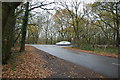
[112,63,120,66]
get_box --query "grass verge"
[63,47,119,59]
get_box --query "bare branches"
[40,7,55,10]
[29,2,56,11]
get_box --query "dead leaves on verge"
[2,47,52,78]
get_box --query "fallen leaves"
[2,46,53,78]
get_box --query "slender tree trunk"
[46,35,48,44]
[45,19,49,44]
[14,30,21,45]
[116,2,120,54]
[20,2,29,52]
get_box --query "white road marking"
[112,63,120,66]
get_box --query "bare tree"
[19,1,56,52]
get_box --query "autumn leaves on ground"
[2,46,106,78]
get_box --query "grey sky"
[30,0,96,15]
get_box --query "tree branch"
[29,2,56,11]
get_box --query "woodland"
[2,1,120,64]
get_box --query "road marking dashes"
[112,63,120,66]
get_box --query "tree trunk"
[14,30,21,46]
[2,2,21,64]
[20,2,29,52]
[115,2,120,54]
[116,2,120,48]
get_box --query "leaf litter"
[2,46,107,78]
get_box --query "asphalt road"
[27,44,119,78]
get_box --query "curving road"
[27,44,120,78]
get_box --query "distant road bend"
[26,44,120,78]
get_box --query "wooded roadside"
[2,46,106,78]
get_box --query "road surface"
[27,44,119,78]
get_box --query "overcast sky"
[30,0,96,16]
[32,0,95,3]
